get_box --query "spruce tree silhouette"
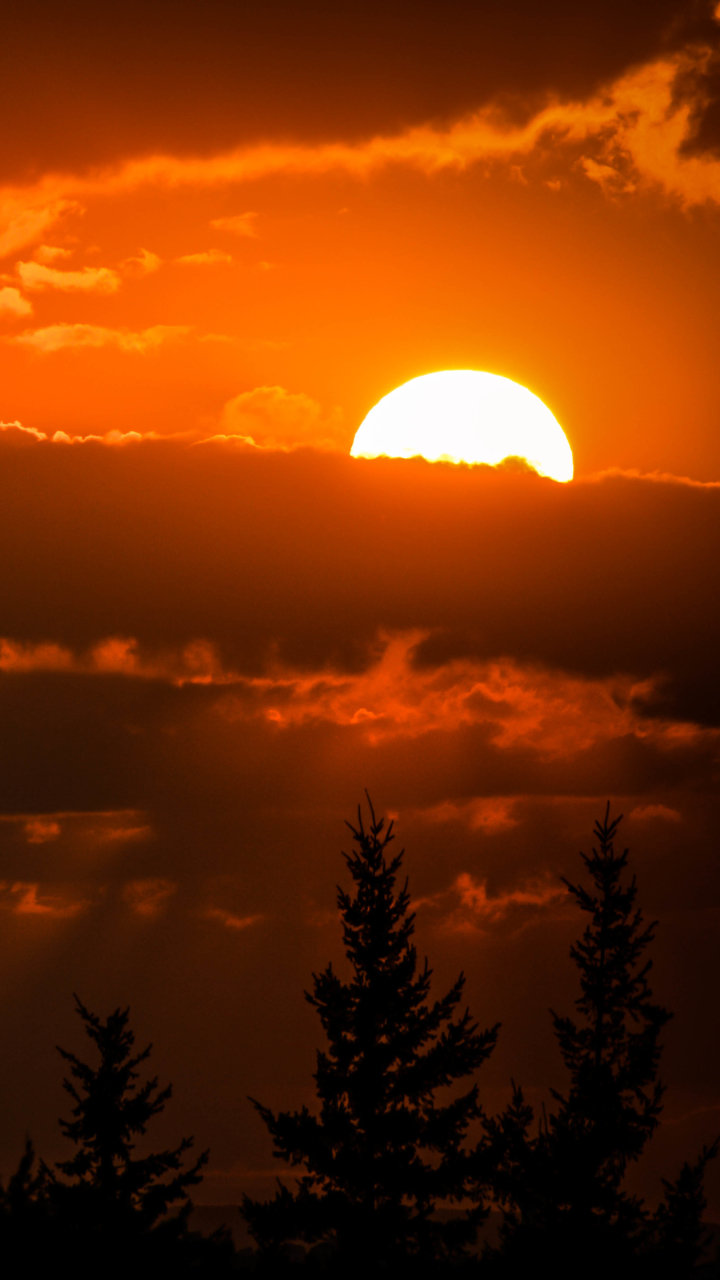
[0,1139,52,1272]
[485,806,716,1278]
[242,799,499,1272]
[546,805,671,1244]
[47,995,211,1274]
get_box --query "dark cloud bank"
[0,0,715,177]
[0,438,717,720]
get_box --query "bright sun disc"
[351,370,573,482]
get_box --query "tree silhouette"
[0,1139,52,1271]
[646,1142,719,1277]
[486,806,716,1277]
[547,805,671,1248]
[242,799,499,1270]
[47,995,213,1273]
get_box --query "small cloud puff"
[0,287,32,318]
[210,212,258,237]
[34,244,72,264]
[217,385,345,451]
[17,261,120,294]
[204,907,263,931]
[121,248,161,276]
[629,804,682,823]
[177,249,233,266]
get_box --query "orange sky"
[1,0,720,1223]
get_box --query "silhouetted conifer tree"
[0,1139,52,1272]
[242,799,499,1271]
[485,806,716,1278]
[46,995,220,1276]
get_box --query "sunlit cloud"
[1,43,719,268]
[445,872,566,933]
[217,385,344,450]
[121,247,162,276]
[414,797,520,834]
[177,249,233,266]
[12,323,190,353]
[417,870,567,936]
[0,630,712,764]
[209,212,259,237]
[17,261,120,294]
[33,244,72,264]
[0,882,86,918]
[0,198,79,260]
[0,286,32,318]
[2,43,720,247]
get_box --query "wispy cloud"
[629,804,682,823]
[24,819,61,844]
[121,247,162,276]
[0,882,86,918]
[210,212,258,237]
[33,244,72,264]
[177,249,233,266]
[12,323,190,353]
[17,261,120,293]
[0,198,79,260]
[421,872,567,936]
[204,907,263,931]
[3,42,720,263]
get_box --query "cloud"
[16,261,120,293]
[415,797,520,834]
[210,213,258,237]
[12,324,190,353]
[177,249,233,266]
[1,44,720,219]
[33,244,73,264]
[0,198,79,260]
[0,287,31,318]
[204,908,263,931]
[217,385,345,449]
[418,870,567,935]
[121,247,161,276]
[123,878,177,917]
[2,38,720,273]
[1,883,85,918]
[0,447,717,733]
[24,818,61,843]
[629,803,682,823]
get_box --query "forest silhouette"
[0,801,716,1278]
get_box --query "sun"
[350,370,573,482]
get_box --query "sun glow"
[351,370,573,482]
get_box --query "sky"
[1,0,720,1217]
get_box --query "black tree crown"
[242,797,500,1267]
[485,805,718,1278]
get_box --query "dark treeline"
[0,803,716,1278]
